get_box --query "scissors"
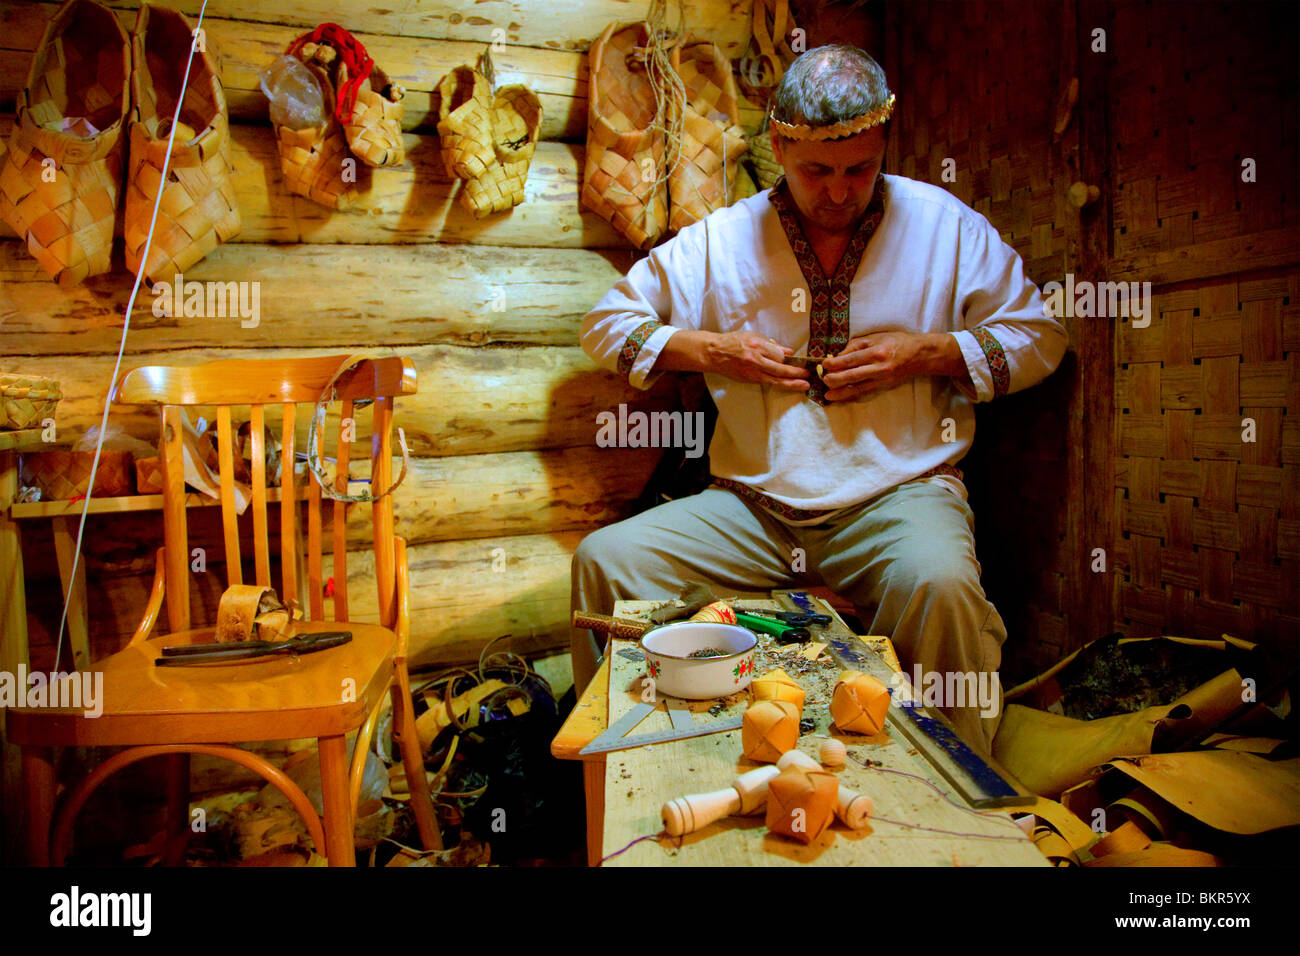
[746,609,832,628]
[156,631,353,666]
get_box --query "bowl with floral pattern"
[640,622,758,700]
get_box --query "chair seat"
[7,621,396,747]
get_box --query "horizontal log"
[0,240,635,354]
[0,344,684,456]
[4,0,753,55]
[0,118,629,248]
[25,529,591,669]
[16,445,661,580]
[345,530,585,668]
[0,2,764,141]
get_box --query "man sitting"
[572,45,1066,755]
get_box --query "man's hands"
[819,331,970,401]
[656,330,810,391]
[654,329,970,399]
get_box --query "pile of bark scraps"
[1054,636,1237,721]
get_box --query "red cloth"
[288,23,374,123]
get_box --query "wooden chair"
[9,355,440,866]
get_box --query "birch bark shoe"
[436,66,495,182]
[581,21,667,250]
[124,3,241,284]
[274,39,356,210]
[0,0,129,286]
[668,36,748,232]
[342,62,405,168]
[460,84,543,219]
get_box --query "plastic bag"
[261,54,327,130]
[73,424,156,459]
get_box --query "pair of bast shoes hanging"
[276,32,542,219]
[582,22,749,250]
[0,0,239,286]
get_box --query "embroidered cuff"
[618,322,678,389]
[953,329,1010,401]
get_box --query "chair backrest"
[111,355,417,634]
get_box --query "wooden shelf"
[10,485,303,519]
[0,429,44,453]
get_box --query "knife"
[156,631,353,665]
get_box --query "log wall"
[0,0,759,669]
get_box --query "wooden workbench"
[552,598,1047,867]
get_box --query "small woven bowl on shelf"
[0,375,62,430]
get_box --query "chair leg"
[317,734,355,866]
[391,680,442,851]
[22,746,54,866]
[162,753,191,866]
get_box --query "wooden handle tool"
[661,765,781,836]
[571,610,651,639]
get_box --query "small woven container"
[0,375,61,430]
[668,37,748,232]
[0,0,129,286]
[582,21,668,250]
[461,84,543,219]
[135,456,164,494]
[22,449,134,499]
[747,124,783,190]
[436,66,496,181]
[343,66,405,168]
[275,56,355,210]
[124,4,241,284]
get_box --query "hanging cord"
[53,0,211,675]
[632,0,688,209]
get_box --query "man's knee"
[573,523,628,579]
[883,549,982,607]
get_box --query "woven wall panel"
[1115,270,1300,642]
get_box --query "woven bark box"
[0,375,61,430]
[135,455,163,494]
[22,449,134,499]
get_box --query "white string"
[53,0,211,673]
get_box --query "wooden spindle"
[216,406,242,587]
[250,405,270,586]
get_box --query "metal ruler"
[774,590,1033,809]
[579,700,743,755]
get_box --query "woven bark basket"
[461,84,543,219]
[124,4,241,284]
[0,375,62,430]
[343,66,405,168]
[581,21,667,250]
[0,0,129,286]
[436,66,496,182]
[668,37,748,232]
[22,449,134,499]
[274,56,355,210]
[747,123,783,190]
[134,455,163,494]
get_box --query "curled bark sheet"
[992,701,1189,798]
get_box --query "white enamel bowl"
[640,622,758,700]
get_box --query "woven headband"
[769,93,896,141]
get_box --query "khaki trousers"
[570,481,1007,755]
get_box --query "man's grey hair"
[769,45,891,136]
